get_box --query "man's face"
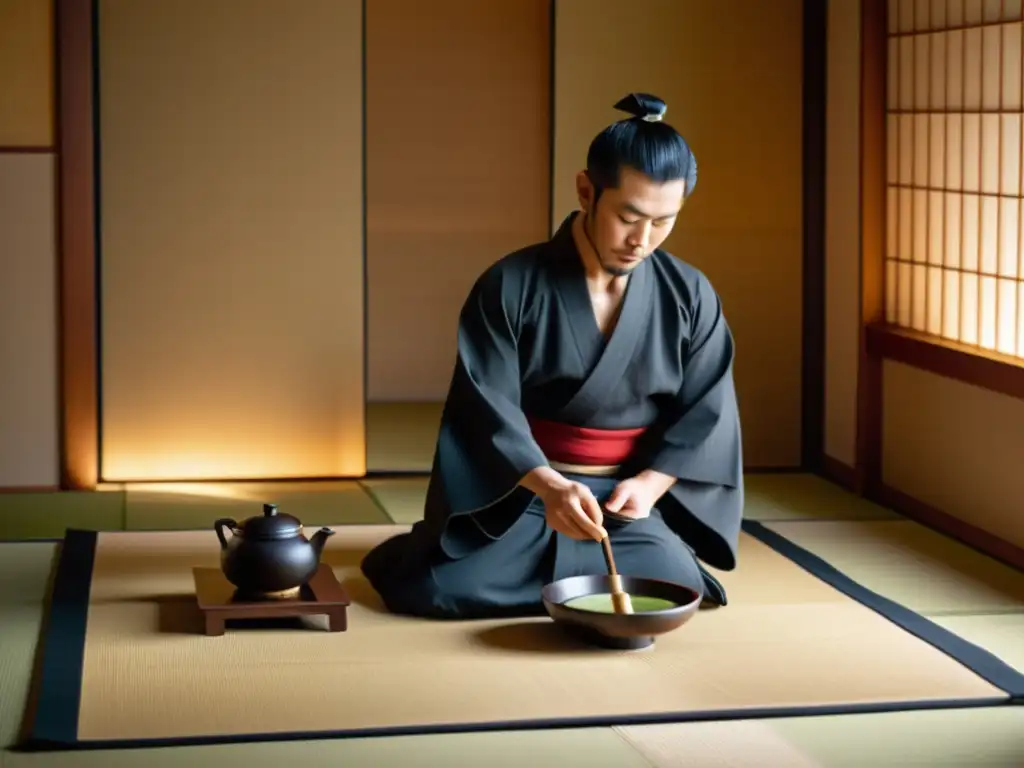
[576,167,685,277]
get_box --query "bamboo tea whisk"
[600,535,634,615]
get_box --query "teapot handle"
[214,518,239,550]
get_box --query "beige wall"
[0,0,52,148]
[554,0,805,468]
[366,0,552,402]
[0,0,810,485]
[96,0,365,481]
[0,0,58,488]
[882,361,1024,550]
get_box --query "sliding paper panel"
[365,0,552,403]
[97,0,365,481]
[885,14,1024,358]
[555,0,804,467]
[0,154,58,487]
[0,0,52,147]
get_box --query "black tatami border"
[23,528,96,747]
[742,520,1024,699]
[17,521,1022,753]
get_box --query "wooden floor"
[1,404,1023,766]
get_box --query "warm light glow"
[120,482,254,501]
[886,2,1024,360]
[96,0,366,484]
[101,438,368,483]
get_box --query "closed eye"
[620,216,675,227]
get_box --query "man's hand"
[604,470,677,521]
[538,476,607,541]
[520,466,606,541]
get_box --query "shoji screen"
[0,0,52,147]
[0,156,58,488]
[886,0,1024,357]
[97,0,365,481]
[0,0,58,488]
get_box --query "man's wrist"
[634,468,676,499]
[519,465,568,497]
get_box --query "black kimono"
[361,212,744,619]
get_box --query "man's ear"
[575,170,594,211]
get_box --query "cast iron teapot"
[214,503,335,597]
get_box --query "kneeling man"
[361,93,744,619]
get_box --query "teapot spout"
[309,527,335,559]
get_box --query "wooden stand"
[193,564,351,637]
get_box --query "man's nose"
[630,221,652,247]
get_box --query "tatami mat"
[1,400,1021,766]
[0,544,57,759]
[765,520,1024,615]
[621,712,1024,768]
[619,713,1024,768]
[1,606,43,764]
[365,402,443,473]
[0,539,650,767]
[123,481,389,531]
[0,543,57,608]
[0,490,124,540]
[615,616,1024,768]
[768,708,1024,767]
[745,473,900,521]
[933,614,1024,670]
[0,586,651,767]
[3,493,1024,765]
[361,477,429,523]
[27,524,1024,751]
[616,720,821,767]
[3,729,650,768]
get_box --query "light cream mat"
[1,544,59,755]
[933,614,1024,670]
[5,729,650,768]
[21,523,1020,751]
[764,520,1024,615]
[770,707,1024,767]
[0,543,642,767]
[616,708,1024,768]
[620,613,1024,768]
[616,720,821,767]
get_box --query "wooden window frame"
[55,0,99,490]
[858,0,1024,494]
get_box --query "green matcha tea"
[564,593,678,614]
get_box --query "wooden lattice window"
[886,0,1024,358]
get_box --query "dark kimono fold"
[422,215,744,572]
[646,274,744,570]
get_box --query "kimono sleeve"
[427,267,550,556]
[647,272,745,570]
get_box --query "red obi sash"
[527,416,647,466]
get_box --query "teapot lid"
[240,503,302,540]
